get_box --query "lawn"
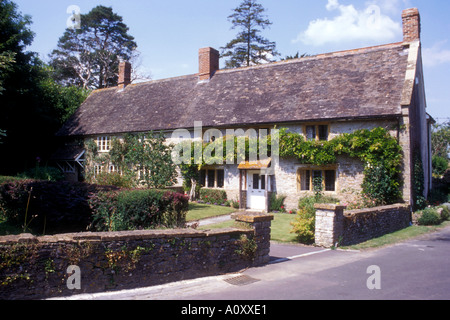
[186,203,237,221]
[343,221,450,250]
[198,211,298,243]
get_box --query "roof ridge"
[215,41,407,76]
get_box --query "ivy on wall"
[279,127,403,205]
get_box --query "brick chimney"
[402,8,421,42]
[118,61,132,88]
[199,47,219,81]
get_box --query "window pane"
[318,125,329,141]
[325,170,336,191]
[300,170,310,191]
[217,170,224,188]
[253,174,259,190]
[260,175,266,190]
[208,170,215,188]
[199,170,206,187]
[313,170,323,191]
[306,126,316,141]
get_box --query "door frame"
[246,170,269,211]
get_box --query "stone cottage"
[54,8,433,212]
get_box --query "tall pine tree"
[50,5,137,89]
[221,0,279,68]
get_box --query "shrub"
[291,207,315,244]
[199,188,228,205]
[270,193,286,212]
[0,180,118,234]
[432,156,448,176]
[439,206,450,221]
[94,172,135,189]
[417,208,442,226]
[89,189,189,232]
[292,195,340,244]
[19,166,65,182]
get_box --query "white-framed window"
[97,136,110,152]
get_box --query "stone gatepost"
[234,213,274,265]
[314,204,347,248]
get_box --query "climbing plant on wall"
[279,127,403,205]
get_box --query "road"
[55,225,450,301]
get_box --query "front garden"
[0,177,189,236]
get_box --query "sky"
[11,0,450,123]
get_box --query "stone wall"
[0,214,273,300]
[315,203,411,247]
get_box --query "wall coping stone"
[314,203,347,211]
[345,203,411,216]
[234,213,274,223]
[0,228,255,245]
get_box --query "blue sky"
[12,0,450,122]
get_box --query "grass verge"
[342,221,450,250]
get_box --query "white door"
[247,171,266,211]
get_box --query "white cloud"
[423,41,450,67]
[294,0,402,46]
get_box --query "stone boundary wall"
[315,204,411,247]
[0,214,273,300]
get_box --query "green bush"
[89,189,189,232]
[439,206,450,221]
[292,195,340,244]
[19,166,65,181]
[199,188,228,205]
[94,172,135,189]
[417,208,442,226]
[270,193,286,212]
[432,156,448,176]
[0,180,118,234]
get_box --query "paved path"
[187,214,233,227]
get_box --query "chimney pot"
[118,61,132,88]
[402,8,421,42]
[199,47,219,81]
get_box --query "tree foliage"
[50,5,137,89]
[85,132,177,189]
[431,121,450,159]
[0,1,89,174]
[221,0,279,68]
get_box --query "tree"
[108,132,178,189]
[221,0,279,68]
[49,5,137,89]
[281,52,310,61]
[0,1,89,174]
[431,121,450,159]
[0,50,15,94]
[38,64,91,125]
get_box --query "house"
[54,8,433,212]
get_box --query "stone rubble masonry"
[0,213,273,300]
[315,203,411,248]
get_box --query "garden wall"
[315,203,411,247]
[0,214,273,300]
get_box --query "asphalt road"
[56,225,450,301]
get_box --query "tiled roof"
[57,42,410,137]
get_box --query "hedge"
[88,189,189,232]
[0,180,119,234]
[0,180,188,234]
[199,188,228,205]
